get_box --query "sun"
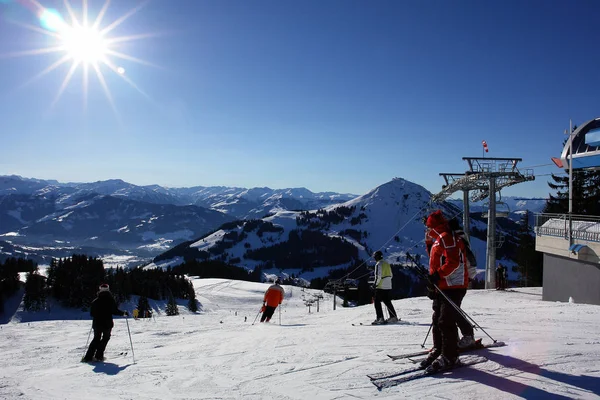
[60,25,108,64]
[1,0,162,119]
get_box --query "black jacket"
[90,291,125,329]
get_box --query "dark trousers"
[84,327,112,360]
[455,290,473,337]
[374,289,397,319]
[431,288,466,360]
[496,271,507,290]
[260,306,276,322]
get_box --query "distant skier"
[371,250,399,325]
[82,284,128,362]
[496,264,508,290]
[421,210,470,372]
[260,279,285,323]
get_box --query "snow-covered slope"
[1,279,599,399]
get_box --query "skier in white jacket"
[371,251,399,325]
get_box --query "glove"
[428,271,440,285]
[123,311,129,317]
[426,284,437,300]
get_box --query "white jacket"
[374,260,393,290]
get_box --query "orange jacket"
[264,284,285,307]
[426,211,469,290]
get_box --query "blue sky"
[0,0,598,198]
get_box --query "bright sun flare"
[60,25,108,64]
[1,0,160,119]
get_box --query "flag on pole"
[482,140,489,153]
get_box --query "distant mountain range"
[0,175,358,265]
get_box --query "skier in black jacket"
[82,284,128,362]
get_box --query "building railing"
[535,213,600,243]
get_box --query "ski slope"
[1,279,599,399]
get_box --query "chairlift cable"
[330,199,464,286]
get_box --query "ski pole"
[430,281,498,343]
[421,321,433,348]
[125,315,136,364]
[407,254,498,343]
[82,325,93,358]
[251,307,262,325]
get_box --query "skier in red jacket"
[260,279,285,322]
[421,210,470,372]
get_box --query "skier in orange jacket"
[261,279,285,322]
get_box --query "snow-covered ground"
[1,279,600,399]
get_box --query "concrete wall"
[536,235,600,263]
[542,253,600,305]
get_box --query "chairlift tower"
[432,157,535,289]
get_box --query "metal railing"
[535,213,600,243]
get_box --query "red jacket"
[264,284,285,307]
[426,211,469,290]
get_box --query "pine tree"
[187,283,198,312]
[166,294,179,316]
[23,269,47,311]
[514,210,543,286]
[544,171,570,213]
[545,125,600,215]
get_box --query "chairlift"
[482,192,510,218]
[496,233,505,248]
[344,278,359,290]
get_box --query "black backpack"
[461,236,477,267]
[448,218,477,267]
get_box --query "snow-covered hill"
[1,279,599,399]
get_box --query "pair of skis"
[370,354,489,389]
[81,351,128,363]
[351,320,409,326]
[387,338,505,361]
[368,340,505,389]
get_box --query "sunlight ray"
[82,63,89,114]
[49,60,80,109]
[82,0,88,27]
[9,21,62,39]
[92,0,112,31]
[100,0,148,36]
[63,0,81,27]
[102,58,151,100]
[92,62,122,124]
[28,0,45,11]
[0,46,65,59]
[105,31,167,45]
[16,55,72,90]
[105,49,163,69]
